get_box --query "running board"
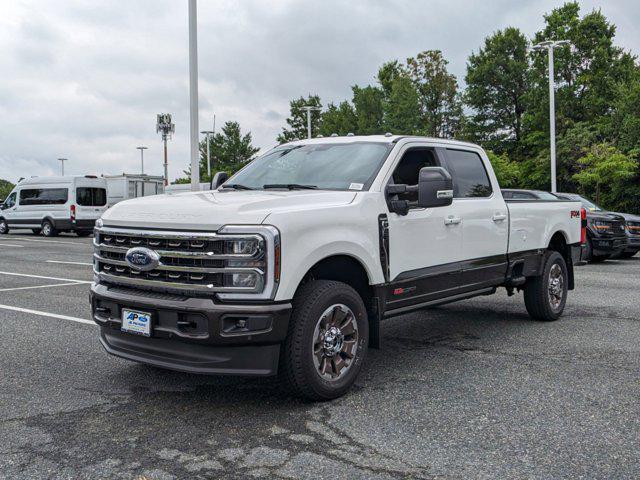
[383,287,496,318]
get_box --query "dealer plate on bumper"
[121,309,152,337]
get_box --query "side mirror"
[210,171,229,190]
[417,167,453,208]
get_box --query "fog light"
[225,272,257,288]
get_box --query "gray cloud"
[0,0,638,183]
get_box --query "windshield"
[575,195,602,211]
[224,142,392,191]
[535,191,559,200]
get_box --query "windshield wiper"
[220,183,254,190]
[263,184,318,190]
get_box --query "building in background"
[104,173,165,207]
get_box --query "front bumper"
[90,283,291,376]
[590,234,627,256]
[625,235,640,252]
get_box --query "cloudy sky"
[0,0,638,184]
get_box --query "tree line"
[276,2,640,214]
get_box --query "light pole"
[532,39,571,193]
[188,0,200,191]
[136,146,148,174]
[200,130,213,178]
[301,105,322,139]
[57,158,67,176]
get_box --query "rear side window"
[19,188,68,205]
[76,188,107,206]
[446,150,492,198]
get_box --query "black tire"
[619,250,638,259]
[0,219,8,235]
[41,220,58,237]
[280,280,369,401]
[524,250,568,322]
[31,228,42,235]
[76,231,91,237]
[584,237,593,261]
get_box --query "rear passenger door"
[443,148,509,291]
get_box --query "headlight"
[217,225,281,301]
[592,220,610,230]
[225,238,259,255]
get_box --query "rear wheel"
[41,220,58,237]
[0,219,8,235]
[281,280,368,401]
[524,251,568,322]
[31,228,41,235]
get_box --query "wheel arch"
[547,230,574,290]
[293,254,380,349]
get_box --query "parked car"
[501,189,560,200]
[555,193,627,262]
[611,212,640,258]
[0,175,108,237]
[91,135,583,400]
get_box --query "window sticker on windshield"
[349,183,364,191]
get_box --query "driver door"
[383,144,463,312]
[1,192,17,226]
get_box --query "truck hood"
[101,190,357,230]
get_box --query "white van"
[0,176,108,237]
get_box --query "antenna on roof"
[384,132,393,137]
[330,133,338,137]
[347,132,354,136]
[316,134,324,138]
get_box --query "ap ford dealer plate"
[121,309,152,337]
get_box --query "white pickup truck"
[91,135,584,400]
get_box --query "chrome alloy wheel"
[0,220,7,234]
[548,263,564,310]
[312,304,359,381]
[42,222,51,236]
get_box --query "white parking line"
[0,237,90,246]
[0,282,87,292]
[0,244,24,248]
[0,271,92,283]
[0,303,94,326]
[46,260,93,266]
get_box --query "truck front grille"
[93,227,265,295]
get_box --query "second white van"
[0,175,108,237]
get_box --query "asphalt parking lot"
[0,232,639,479]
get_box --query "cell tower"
[156,113,175,186]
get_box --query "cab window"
[390,148,438,202]
[19,188,68,205]
[445,149,492,198]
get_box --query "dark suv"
[611,212,640,258]
[555,193,627,262]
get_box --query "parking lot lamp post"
[57,158,67,176]
[136,146,148,174]
[200,130,214,178]
[188,0,200,191]
[301,106,322,139]
[532,39,571,193]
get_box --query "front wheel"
[280,280,369,401]
[523,251,568,322]
[0,219,8,235]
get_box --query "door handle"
[444,216,462,225]
[492,213,507,222]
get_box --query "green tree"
[382,75,422,135]
[486,151,522,188]
[320,101,358,136]
[572,143,636,206]
[465,27,530,154]
[277,95,322,143]
[351,85,385,135]
[377,60,403,98]
[405,50,463,138]
[609,69,640,152]
[179,121,259,182]
[0,179,14,200]
[525,3,636,139]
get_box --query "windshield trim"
[221,141,394,193]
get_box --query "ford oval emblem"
[125,247,160,271]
